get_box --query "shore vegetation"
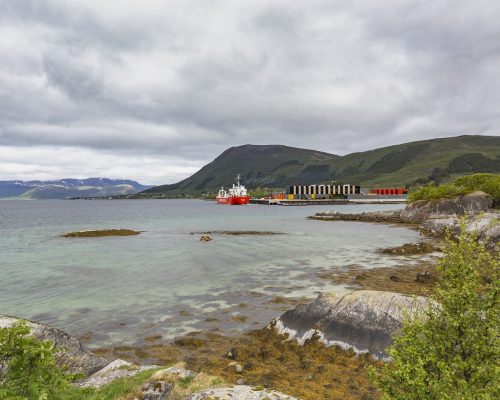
[370,222,499,399]
[0,322,71,399]
[408,173,500,204]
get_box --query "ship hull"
[216,195,250,205]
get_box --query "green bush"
[408,173,500,203]
[370,223,500,399]
[0,322,71,399]
[407,184,466,202]
[454,173,500,202]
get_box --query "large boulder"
[0,315,108,375]
[400,191,493,223]
[272,290,429,359]
[188,385,297,400]
[421,212,499,251]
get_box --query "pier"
[249,196,406,206]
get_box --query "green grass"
[61,368,162,400]
[178,375,195,388]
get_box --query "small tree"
[0,322,70,400]
[371,223,499,399]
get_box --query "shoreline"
[3,192,497,398]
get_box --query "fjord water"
[1,200,423,348]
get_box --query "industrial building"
[370,188,408,195]
[287,184,360,199]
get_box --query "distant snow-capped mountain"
[0,178,153,199]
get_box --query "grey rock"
[272,290,429,359]
[421,212,499,250]
[0,314,108,375]
[141,381,173,400]
[151,366,195,380]
[400,191,493,223]
[188,385,297,400]
[76,359,157,388]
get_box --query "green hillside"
[143,145,338,195]
[142,135,500,196]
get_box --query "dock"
[249,196,407,206]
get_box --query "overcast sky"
[1,0,499,184]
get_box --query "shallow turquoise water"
[0,199,426,347]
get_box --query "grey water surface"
[0,199,424,347]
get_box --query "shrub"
[370,223,500,399]
[407,184,466,202]
[408,173,500,203]
[454,173,500,203]
[0,322,71,399]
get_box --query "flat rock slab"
[151,366,195,380]
[273,290,429,359]
[76,359,157,388]
[0,315,108,375]
[188,385,297,400]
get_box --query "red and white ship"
[216,174,250,205]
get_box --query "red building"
[370,188,408,195]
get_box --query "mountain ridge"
[0,178,152,199]
[142,135,500,196]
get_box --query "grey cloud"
[0,0,499,183]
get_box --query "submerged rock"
[380,241,440,255]
[416,271,436,284]
[194,231,284,236]
[0,315,108,375]
[188,385,297,400]
[272,290,429,359]
[62,229,141,238]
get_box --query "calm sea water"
[0,200,427,348]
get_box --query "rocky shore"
[4,192,497,399]
[309,191,499,250]
[2,288,433,398]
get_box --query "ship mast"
[237,174,241,186]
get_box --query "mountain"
[143,145,339,196]
[142,135,500,196]
[0,178,152,199]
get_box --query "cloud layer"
[1,0,499,184]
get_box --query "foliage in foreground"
[0,322,71,400]
[0,322,162,400]
[408,173,500,203]
[370,223,500,399]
